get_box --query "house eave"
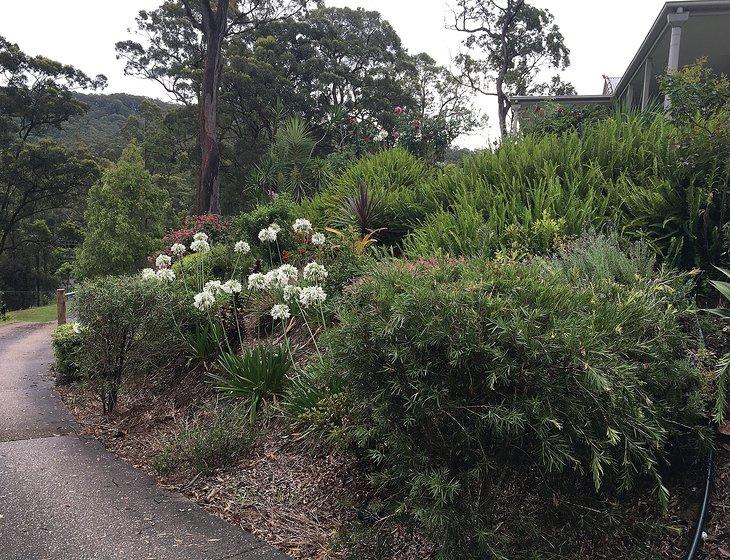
[614,0,730,98]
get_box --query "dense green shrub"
[77,275,194,413]
[75,142,170,278]
[307,148,434,246]
[51,323,83,384]
[229,194,299,265]
[322,238,706,558]
[405,113,673,259]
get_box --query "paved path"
[0,321,289,560]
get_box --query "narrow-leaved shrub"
[322,239,706,557]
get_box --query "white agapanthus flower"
[311,232,326,246]
[270,304,291,321]
[234,240,250,254]
[265,269,289,289]
[269,223,282,233]
[171,243,186,257]
[247,272,270,290]
[303,261,328,283]
[283,285,302,303]
[204,280,223,293]
[276,264,299,283]
[193,290,216,311]
[292,218,313,233]
[72,322,83,334]
[299,285,327,308]
[222,279,242,294]
[374,128,389,142]
[190,239,211,253]
[141,268,156,280]
[156,268,176,282]
[258,227,278,243]
[193,232,209,242]
[155,254,172,269]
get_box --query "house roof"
[510,0,730,107]
[510,95,613,105]
[614,0,730,98]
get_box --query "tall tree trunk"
[187,0,230,215]
[197,27,225,214]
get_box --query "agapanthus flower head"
[171,243,186,257]
[156,268,176,282]
[283,285,302,303]
[311,232,326,246]
[190,239,211,253]
[270,304,291,321]
[248,272,270,290]
[222,279,242,294]
[141,268,156,280]
[292,218,313,233]
[258,227,278,243]
[193,232,209,242]
[234,240,250,254]
[265,269,289,289]
[193,290,216,311]
[269,223,281,233]
[204,280,223,293]
[303,261,328,283]
[155,254,172,269]
[72,322,83,335]
[276,264,298,283]
[299,285,327,308]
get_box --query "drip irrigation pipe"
[683,437,715,560]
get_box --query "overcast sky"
[0,0,665,147]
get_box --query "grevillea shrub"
[322,237,707,558]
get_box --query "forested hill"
[43,92,174,159]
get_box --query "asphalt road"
[0,321,290,560]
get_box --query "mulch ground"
[57,367,730,560]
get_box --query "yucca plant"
[707,266,730,422]
[209,344,290,422]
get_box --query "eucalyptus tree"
[450,0,572,137]
[0,36,103,259]
[117,0,310,215]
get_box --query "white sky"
[0,0,665,147]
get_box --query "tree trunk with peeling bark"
[183,0,229,215]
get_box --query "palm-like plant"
[256,116,330,201]
[707,266,730,422]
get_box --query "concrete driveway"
[0,321,289,560]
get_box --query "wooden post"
[56,288,66,325]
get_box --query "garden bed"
[58,368,730,560]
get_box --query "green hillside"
[44,92,174,159]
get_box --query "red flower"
[413,120,422,130]
[394,106,403,115]
[392,131,401,140]
[282,250,290,263]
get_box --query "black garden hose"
[683,439,715,560]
